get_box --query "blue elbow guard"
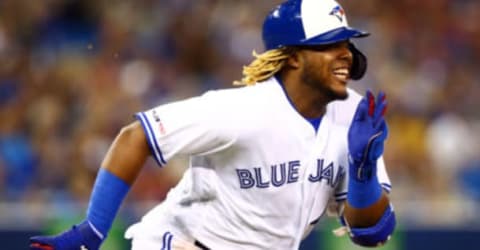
[347,205,396,247]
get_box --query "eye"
[299,41,349,52]
[311,44,338,51]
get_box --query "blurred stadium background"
[1,0,479,249]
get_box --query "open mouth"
[333,67,350,82]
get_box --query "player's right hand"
[29,221,103,250]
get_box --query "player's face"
[298,41,353,101]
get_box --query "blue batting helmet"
[262,0,369,80]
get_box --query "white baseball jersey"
[128,77,391,250]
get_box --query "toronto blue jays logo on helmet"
[329,5,345,22]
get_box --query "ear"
[285,50,302,69]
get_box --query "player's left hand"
[348,90,388,182]
[29,221,103,250]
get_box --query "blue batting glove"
[29,221,103,250]
[348,90,388,182]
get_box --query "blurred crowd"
[1,0,479,228]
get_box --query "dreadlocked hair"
[234,47,296,86]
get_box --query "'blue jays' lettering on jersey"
[237,159,345,189]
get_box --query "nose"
[338,42,353,64]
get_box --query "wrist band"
[86,168,130,236]
[347,162,382,208]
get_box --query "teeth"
[335,74,347,80]
[333,68,349,81]
[333,68,349,75]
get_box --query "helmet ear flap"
[349,43,367,80]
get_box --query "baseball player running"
[30,0,395,249]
